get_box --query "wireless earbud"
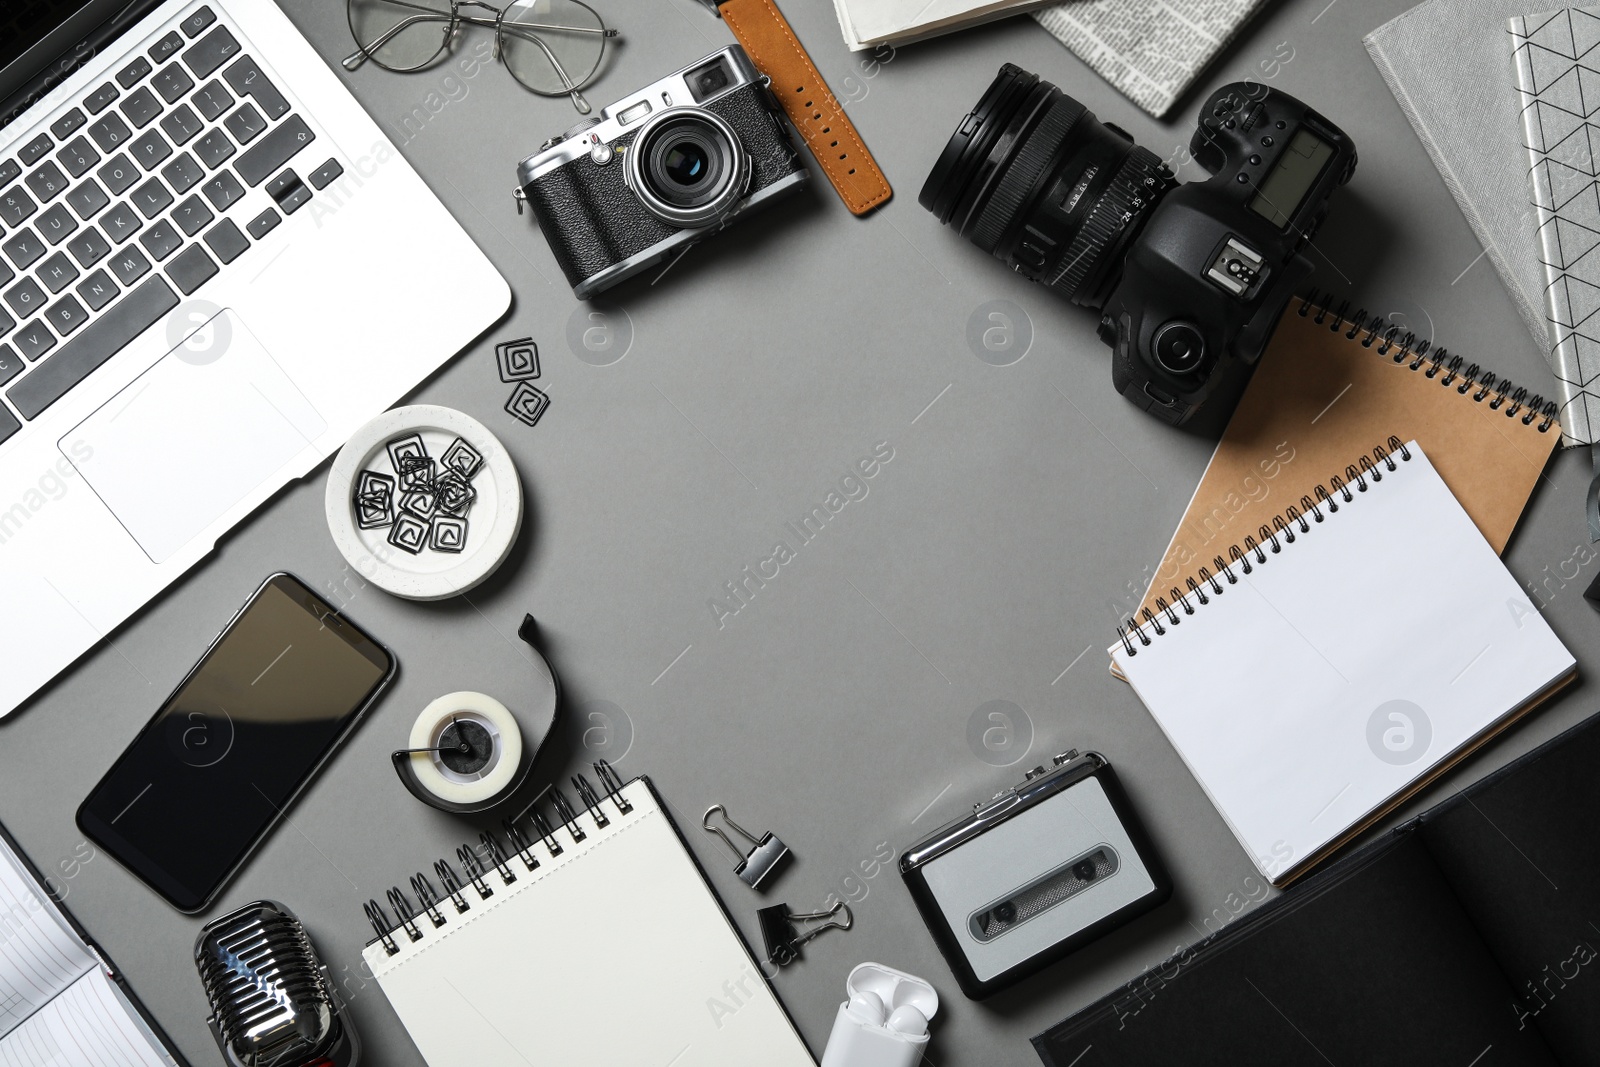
[886,1005,928,1037]
[845,990,887,1026]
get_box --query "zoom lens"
[920,65,1174,308]
[626,109,749,227]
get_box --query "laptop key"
[56,136,100,178]
[192,128,235,169]
[84,83,119,115]
[165,244,216,295]
[11,319,55,362]
[0,261,10,289]
[18,134,53,168]
[0,186,37,227]
[67,227,110,268]
[139,219,182,261]
[152,64,195,104]
[109,246,150,285]
[223,56,290,120]
[36,205,78,246]
[149,30,185,64]
[308,158,343,189]
[223,103,266,145]
[117,57,153,89]
[5,278,46,316]
[76,269,119,311]
[184,27,241,79]
[0,344,21,387]
[160,103,204,146]
[65,179,110,220]
[38,252,79,293]
[25,162,69,202]
[101,202,142,244]
[131,129,173,170]
[0,404,18,442]
[131,177,174,219]
[8,276,179,420]
[190,80,233,121]
[50,109,87,140]
[203,218,247,263]
[245,207,279,239]
[162,154,204,195]
[3,229,46,270]
[202,171,244,211]
[279,183,311,215]
[44,295,88,336]
[180,6,217,37]
[172,195,212,236]
[88,113,131,152]
[97,154,139,195]
[0,162,19,186]
[120,88,164,130]
[235,116,314,186]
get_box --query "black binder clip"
[758,901,853,968]
[703,804,791,890]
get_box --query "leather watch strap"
[714,0,892,215]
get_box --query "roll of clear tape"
[405,692,524,808]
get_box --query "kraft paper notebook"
[1110,441,1576,887]
[1129,295,1561,631]
[361,769,814,1067]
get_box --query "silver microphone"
[195,900,360,1067]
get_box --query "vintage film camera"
[900,751,1170,999]
[515,45,809,299]
[922,66,1358,425]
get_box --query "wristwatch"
[699,0,892,216]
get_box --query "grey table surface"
[4,0,1597,1064]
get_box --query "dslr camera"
[922,66,1357,425]
[516,46,809,299]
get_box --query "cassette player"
[900,750,1170,999]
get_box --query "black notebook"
[1034,712,1600,1067]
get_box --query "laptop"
[0,0,511,717]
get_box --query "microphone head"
[195,900,361,1067]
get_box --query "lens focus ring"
[1048,145,1168,303]
[969,94,1086,253]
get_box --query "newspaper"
[1034,0,1267,116]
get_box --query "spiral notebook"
[1127,294,1561,632]
[1110,441,1576,887]
[360,764,814,1067]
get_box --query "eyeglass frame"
[342,0,618,113]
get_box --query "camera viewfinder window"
[687,57,731,102]
[1248,129,1334,229]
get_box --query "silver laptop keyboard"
[0,4,341,448]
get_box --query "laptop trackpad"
[62,309,327,563]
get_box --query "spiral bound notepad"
[1111,441,1576,887]
[361,764,814,1067]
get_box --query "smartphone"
[78,573,394,912]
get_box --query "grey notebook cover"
[1364,0,1555,395]
[1511,7,1600,443]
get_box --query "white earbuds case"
[820,962,939,1067]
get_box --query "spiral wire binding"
[1297,291,1558,432]
[1117,436,1413,657]
[363,761,637,955]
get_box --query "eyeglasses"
[343,0,618,113]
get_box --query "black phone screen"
[78,574,392,912]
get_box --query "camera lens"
[920,65,1173,308]
[1073,859,1098,882]
[626,109,749,228]
[1153,322,1206,375]
[993,901,1018,924]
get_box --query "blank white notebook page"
[1110,443,1574,884]
[364,779,814,1067]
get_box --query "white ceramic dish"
[325,405,522,600]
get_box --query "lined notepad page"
[0,842,95,1039]
[1111,444,1575,885]
[365,779,814,1067]
[0,970,172,1067]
